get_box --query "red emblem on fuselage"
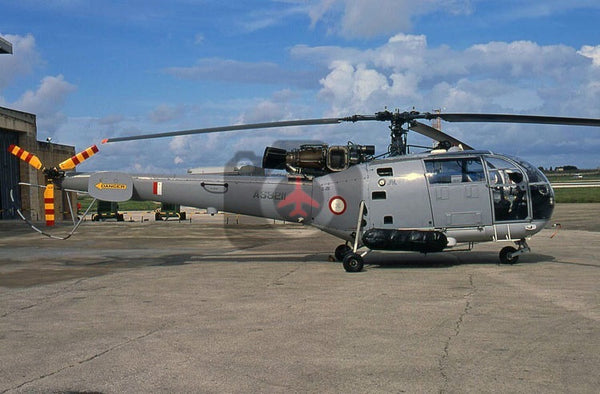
[277,179,320,219]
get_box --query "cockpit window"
[506,155,549,184]
[506,156,554,220]
[485,156,528,221]
[425,158,485,184]
[485,155,554,221]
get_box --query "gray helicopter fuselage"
[62,150,554,249]
[312,150,554,246]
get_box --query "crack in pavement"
[4,328,162,393]
[438,273,476,393]
[1,278,92,319]
[268,263,303,286]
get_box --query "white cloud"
[164,58,317,88]
[149,104,186,123]
[293,35,597,116]
[0,33,41,90]
[578,45,600,66]
[98,114,125,126]
[288,34,600,168]
[305,0,473,38]
[11,74,76,133]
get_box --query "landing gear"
[499,246,518,264]
[499,239,530,265]
[341,200,367,273]
[334,244,352,262]
[342,253,364,272]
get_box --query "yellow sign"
[95,182,127,190]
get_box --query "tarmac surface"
[1,204,599,393]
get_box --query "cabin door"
[425,157,493,228]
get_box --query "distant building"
[555,165,578,172]
[0,106,76,222]
[0,35,12,54]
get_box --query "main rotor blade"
[409,121,474,150]
[100,110,600,146]
[433,113,600,127]
[102,118,346,143]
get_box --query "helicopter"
[8,109,600,272]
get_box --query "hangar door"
[0,130,20,219]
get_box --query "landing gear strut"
[337,200,368,273]
[499,239,530,265]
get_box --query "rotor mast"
[372,110,417,156]
[388,114,409,156]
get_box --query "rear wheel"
[499,246,518,265]
[343,253,364,272]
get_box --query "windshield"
[487,155,554,221]
[507,155,550,184]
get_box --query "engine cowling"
[262,143,374,175]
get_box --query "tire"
[499,246,519,265]
[334,244,352,262]
[343,253,364,272]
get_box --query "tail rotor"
[43,183,55,226]
[7,144,43,170]
[7,144,99,226]
[59,145,99,170]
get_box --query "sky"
[2,0,600,173]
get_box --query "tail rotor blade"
[59,145,99,170]
[7,144,44,170]
[44,184,55,226]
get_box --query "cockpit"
[423,152,554,224]
[484,154,554,222]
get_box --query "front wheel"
[343,253,364,272]
[499,246,518,265]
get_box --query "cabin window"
[372,191,387,200]
[425,158,485,184]
[384,216,393,224]
[377,167,393,177]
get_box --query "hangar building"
[0,106,76,222]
